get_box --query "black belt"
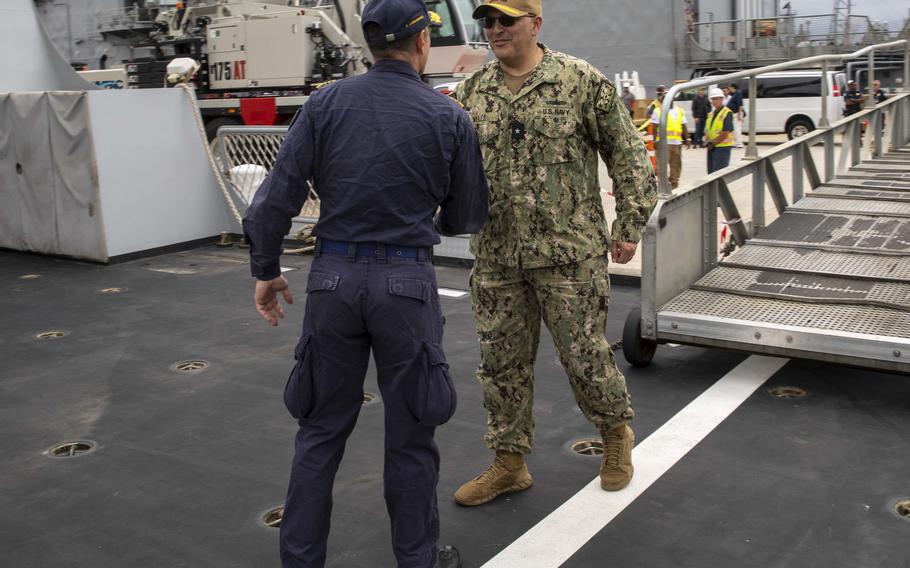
[316,239,430,260]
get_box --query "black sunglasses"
[480,14,533,29]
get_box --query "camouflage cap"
[472,0,542,19]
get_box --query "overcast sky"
[791,0,907,25]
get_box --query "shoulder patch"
[595,78,618,112]
[599,78,617,96]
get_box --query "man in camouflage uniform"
[452,0,657,506]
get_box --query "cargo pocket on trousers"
[409,342,457,427]
[388,277,431,302]
[284,334,317,420]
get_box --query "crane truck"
[124,0,488,138]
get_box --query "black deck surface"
[2,247,909,567]
[565,359,910,568]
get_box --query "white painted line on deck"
[480,355,790,568]
[438,287,468,298]
[280,267,296,273]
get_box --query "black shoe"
[437,545,462,568]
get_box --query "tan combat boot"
[453,451,533,506]
[600,424,634,491]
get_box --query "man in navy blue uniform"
[725,82,745,148]
[241,0,489,565]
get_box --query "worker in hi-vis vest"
[650,91,687,190]
[705,87,734,174]
[645,84,666,120]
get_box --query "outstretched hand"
[611,241,637,264]
[254,276,294,326]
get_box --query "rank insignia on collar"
[510,119,525,143]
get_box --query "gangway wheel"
[622,308,657,367]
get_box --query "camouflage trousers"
[470,255,634,455]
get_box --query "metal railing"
[684,13,896,66]
[215,126,321,221]
[643,39,910,341]
[659,39,909,193]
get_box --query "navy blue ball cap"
[362,0,443,44]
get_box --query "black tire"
[622,308,657,367]
[786,118,814,140]
[204,116,243,142]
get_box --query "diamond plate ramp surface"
[722,245,910,282]
[861,158,910,167]
[789,196,910,217]
[751,211,910,253]
[851,162,910,172]
[692,266,910,311]
[810,186,910,200]
[660,289,910,339]
[653,143,910,371]
[820,179,910,192]
[868,154,910,162]
[834,172,910,181]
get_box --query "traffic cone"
[646,123,657,172]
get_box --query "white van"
[677,70,847,139]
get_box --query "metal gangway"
[625,39,910,374]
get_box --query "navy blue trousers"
[279,248,456,568]
[693,118,705,146]
[707,146,732,173]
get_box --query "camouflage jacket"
[454,46,657,268]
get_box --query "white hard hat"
[709,87,725,99]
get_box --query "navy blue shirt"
[844,88,864,115]
[242,59,489,280]
[726,89,744,113]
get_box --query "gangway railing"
[658,39,909,190]
[626,39,910,372]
